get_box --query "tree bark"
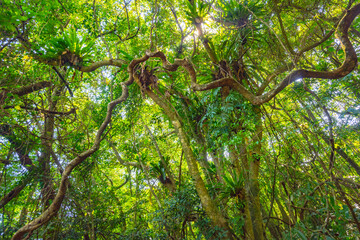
[238,106,264,240]
[143,86,234,239]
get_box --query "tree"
[0,0,359,239]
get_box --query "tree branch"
[0,81,52,105]
[137,4,360,106]
[0,175,33,209]
[12,81,131,240]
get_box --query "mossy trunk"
[144,87,234,239]
[236,106,264,240]
[247,106,264,240]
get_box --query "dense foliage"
[1,0,360,239]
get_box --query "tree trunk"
[143,87,234,239]
[247,106,264,240]
[238,106,264,240]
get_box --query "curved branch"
[139,4,359,106]
[136,52,257,102]
[12,82,130,240]
[243,4,359,105]
[257,24,336,96]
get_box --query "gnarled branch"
[12,81,131,240]
[134,4,359,106]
